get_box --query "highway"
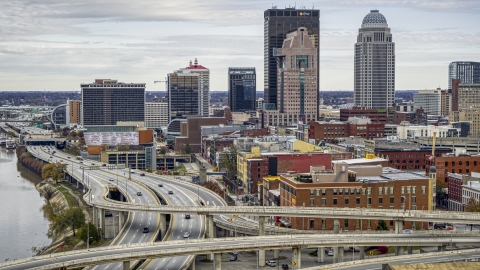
[2,234,480,270]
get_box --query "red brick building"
[375,148,451,170]
[447,173,464,211]
[340,107,387,123]
[308,120,385,144]
[426,154,480,184]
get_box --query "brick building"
[426,154,480,184]
[277,166,434,231]
[308,119,385,144]
[393,108,426,125]
[174,117,227,153]
[375,147,451,170]
[340,106,387,123]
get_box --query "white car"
[266,260,276,267]
[327,250,334,256]
[183,232,190,238]
[402,229,413,234]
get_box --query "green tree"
[52,208,85,236]
[7,131,15,137]
[466,197,480,212]
[41,162,66,183]
[159,147,167,155]
[69,131,78,138]
[376,220,388,231]
[436,179,447,205]
[79,222,100,244]
[184,144,192,154]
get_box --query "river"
[0,149,51,262]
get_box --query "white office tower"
[179,58,210,117]
[354,10,395,110]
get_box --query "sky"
[0,0,479,91]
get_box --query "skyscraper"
[264,7,319,113]
[263,27,318,126]
[182,59,209,117]
[448,61,480,89]
[354,10,395,110]
[167,70,199,122]
[228,67,256,112]
[81,79,145,125]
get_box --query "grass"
[53,184,79,208]
[172,164,187,172]
[53,233,108,253]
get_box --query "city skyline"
[0,0,479,91]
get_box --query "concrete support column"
[160,214,166,240]
[394,220,404,256]
[338,247,344,262]
[292,247,301,269]
[213,253,221,270]
[273,249,279,259]
[118,211,125,233]
[76,178,79,188]
[123,261,130,270]
[99,208,105,236]
[258,216,266,267]
[438,245,446,252]
[407,246,413,254]
[333,219,341,263]
[333,218,340,234]
[92,207,98,228]
[190,259,195,270]
[359,246,365,260]
[319,247,325,263]
[206,215,215,261]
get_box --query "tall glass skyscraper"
[264,7,319,114]
[354,10,395,110]
[228,67,256,112]
[448,61,480,89]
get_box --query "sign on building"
[84,132,139,146]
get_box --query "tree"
[466,197,480,212]
[40,185,58,201]
[159,147,167,155]
[79,222,100,244]
[436,179,447,205]
[220,145,239,180]
[184,144,192,154]
[41,162,66,183]
[62,127,71,137]
[376,220,388,231]
[7,131,15,137]
[77,131,84,138]
[52,208,85,236]
[69,131,78,138]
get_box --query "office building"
[228,67,256,112]
[264,7,319,114]
[183,59,209,117]
[448,61,480,89]
[450,109,479,137]
[458,84,480,110]
[145,101,168,128]
[68,100,81,125]
[441,90,450,117]
[413,89,442,116]
[354,10,395,110]
[263,27,318,126]
[340,106,387,123]
[81,79,145,126]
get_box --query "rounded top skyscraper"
[354,10,395,110]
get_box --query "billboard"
[84,132,139,146]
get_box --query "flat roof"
[332,158,387,165]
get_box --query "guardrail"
[2,234,480,270]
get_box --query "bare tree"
[220,145,240,180]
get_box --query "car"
[52,151,56,154]
[137,192,142,196]
[183,232,190,238]
[131,170,136,173]
[80,166,84,169]
[229,256,238,261]
[281,264,289,269]
[140,173,145,176]
[104,211,113,217]
[403,229,413,234]
[109,179,115,182]
[185,214,191,219]
[228,252,238,256]
[67,156,70,159]
[102,164,106,167]
[327,250,334,256]
[168,191,173,194]
[348,247,359,252]
[266,261,276,267]
[91,163,95,165]
[50,156,52,158]
[143,227,149,233]
[158,183,163,187]
[79,161,83,163]
[60,159,63,162]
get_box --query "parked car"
[281,264,289,269]
[104,211,113,217]
[229,256,237,261]
[327,250,334,256]
[403,229,413,234]
[348,247,359,252]
[183,232,190,238]
[168,191,174,194]
[266,260,276,267]
[143,227,149,233]
[228,252,238,256]
[185,214,191,219]
[137,192,142,196]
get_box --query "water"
[0,149,51,262]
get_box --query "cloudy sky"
[0,0,479,91]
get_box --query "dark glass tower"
[81,79,145,125]
[448,61,480,89]
[264,7,320,112]
[228,67,256,112]
[167,71,199,122]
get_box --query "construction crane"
[154,77,168,90]
[431,131,437,157]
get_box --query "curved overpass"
[1,234,480,270]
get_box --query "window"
[356,198,360,205]
[310,189,314,196]
[412,196,416,203]
[350,188,355,195]
[316,189,320,196]
[390,220,394,227]
[310,198,315,206]
[310,219,314,230]
[333,189,337,195]
[321,199,326,206]
[333,198,337,205]
[367,219,371,228]
[367,187,372,195]
[412,186,416,194]
[344,219,349,228]
[379,187,383,195]
[356,219,360,229]
[412,206,417,210]
[379,198,383,204]
[322,189,326,195]
[390,197,394,204]
[345,198,349,205]
[339,189,343,195]
[401,186,405,194]
[322,219,326,229]
[422,186,426,194]
[362,188,366,195]
[368,197,372,204]
[390,187,394,194]
[356,188,360,195]
[407,186,411,194]
[401,197,405,203]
